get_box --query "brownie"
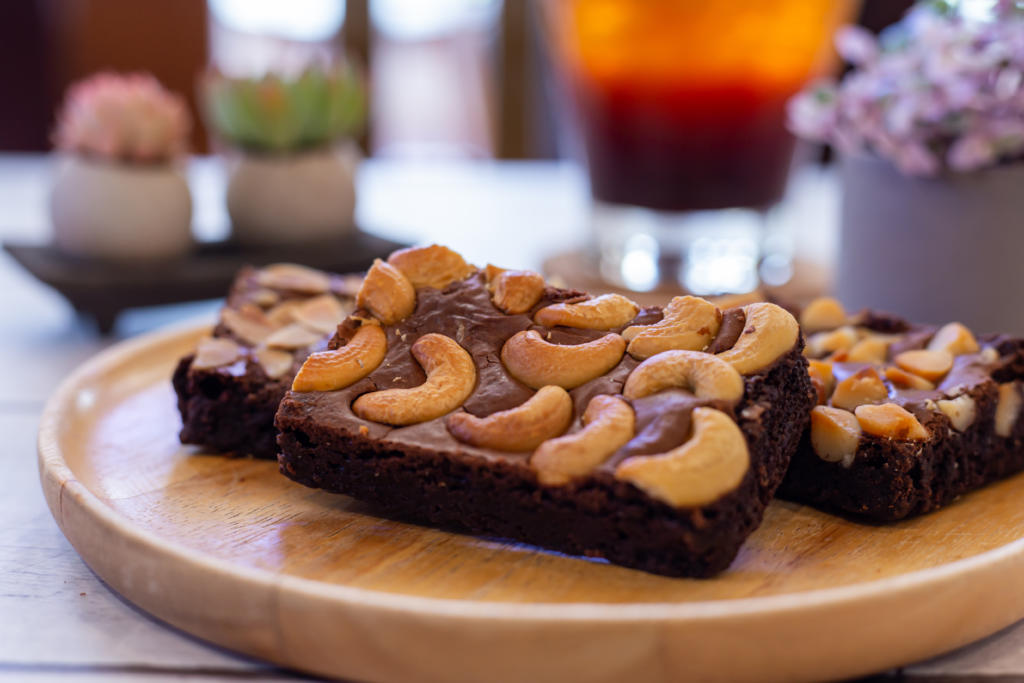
[778,299,1024,521]
[275,245,815,576]
[173,263,359,458]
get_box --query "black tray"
[4,229,405,332]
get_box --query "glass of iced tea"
[543,0,853,293]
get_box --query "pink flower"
[835,25,879,66]
[948,135,997,171]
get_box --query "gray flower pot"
[837,153,1024,335]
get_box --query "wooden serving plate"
[38,324,1024,682]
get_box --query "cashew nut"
[353,333,476,425]
[996,382,1022,438]
[621,295,721,360]
[357,259,416,325]
[387,244,476,290]
[447,385,572,451]
[714,303,800,375]
[623,350,744,403]
[501,330,625,389]
[534,294,639,330]
[854,403,930,441]
[530,395,635,486]
[292,322,387,392]
[489,268,545,314]
[614,407,749,508]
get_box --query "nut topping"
[387,244,475,290]
[715,303,800,375]
[447,385,573,451]
[615,407,749,507]
[847,336,890,364]
[501,330,626,390]
[292,322,387,392]
[353,333,476,425]
[256,263,331,294]
[808,360,835,404]
[800,297,848,333]
[264,323,323,350]
[855,403,930,441]
[530,395,635,486]
[621,295,721,360]
[292,294,349,335]
[810,405,862,467]
[805,326,858,358]
[884,366,935,391]
[357,259,416,325]
[489,268,545,314]
[830,367,888,411]
[534,294,639,330]
[894,349,954,383]
[623,350,744,403]
[927,322,980,356]
[996,382,1022,438]
[192,337,243,370]
[936,394,977,432]
[255,347,294,379]
[220,305,275,346]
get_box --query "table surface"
[2,153,1023,682]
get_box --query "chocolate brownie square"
[173,263,359,458]
[275,245,815,576]
[778,298,1024,521]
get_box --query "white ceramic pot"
[837,154,1024,335]
[226,146,357,246]
[50,155,193,262]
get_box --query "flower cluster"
[788,0,1024,176]
[54,72,190,163]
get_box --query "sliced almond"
[257,263,331,294]
[894,349,954,383]
[264,323,324,350]
[249,288,280,308]
[292,294,349,335]
[192,337,243,370]
[255,347,294,379]
[221,305,275,346]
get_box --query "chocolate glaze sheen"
[297,274,746,472]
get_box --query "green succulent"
[201,64,365,153]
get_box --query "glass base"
[591,201,792,296]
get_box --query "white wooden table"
[1,153,1021,681]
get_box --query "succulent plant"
[53,72,191,163]
[200,64,365,153]
[788,0,1024,176]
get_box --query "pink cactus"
[54,72,191,163]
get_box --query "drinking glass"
[542,0,854,294]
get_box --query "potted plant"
[200,64,365,246]
[50,73,193,262]
[789,1,1024,333]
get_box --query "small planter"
[837,153,1024,334]
[226,146,357,246]
[50,155,193,262]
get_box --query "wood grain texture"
[37,323,1024,683]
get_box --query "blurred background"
[0,0,912,161]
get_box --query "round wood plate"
[39,324,1024,683]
